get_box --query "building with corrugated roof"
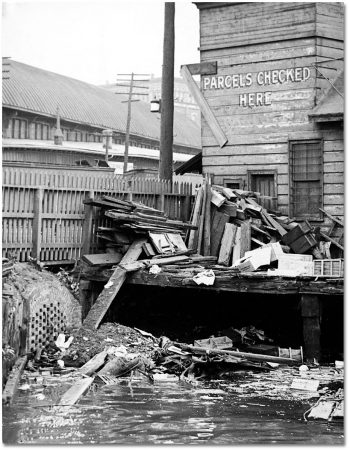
[2,59,201,173]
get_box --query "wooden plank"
[58,377,94,406]
[240,220,251,257]
[308,401,336,420]
[261,209,287,237]
[218,223,237,266]
[121,255,190,273]
[203,181,212,256]
[79,350,108,376]
[231,226,241,265]
[211,189,225,207]
[2,355,28,404]
[210,210,230,257]
[82,253,123,267]
[188,186,204,250]
[197,184,207,254]
[180,64,227,148]
[81,190,94,256]
[82,238,147,330]
[319,232,344,251]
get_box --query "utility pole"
[124,72,134,174]
[159,2,175,182]
[115,74,150,174]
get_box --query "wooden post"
[81,190,94,256]
[159,2,175,182]
[158,193,165,212]
[32,187,43,260]
[300,294,321,363]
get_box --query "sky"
[2,0,200,85]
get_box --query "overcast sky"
[2,0,200,85]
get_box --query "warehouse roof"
[309,69,344,122]
[2,60,201,149]
[2,138,192,162]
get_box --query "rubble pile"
[188,178,344,277]
[79,182,343,283]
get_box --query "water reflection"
[3,376,344,445]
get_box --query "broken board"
[79,350,108,376]
[82,238,147,329]
[58,377,94,406]
[82,253,123,267]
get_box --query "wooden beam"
[319,231,344,250]
[82,238,147,329]
[180,64,228,148]
[300,294,321,363]
[2,356,28,404]
[186,62,217,76]
[203,181,212,256]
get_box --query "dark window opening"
[289,140,323,220]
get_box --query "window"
[289,140,323,220]
[248,170,278,211]
[11,118,27,138]
[35,122,49,140]
[62,128,69,141]
[223,178,244,190]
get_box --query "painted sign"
[202,67,311,107]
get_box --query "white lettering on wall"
[202,66,311,108]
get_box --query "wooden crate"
[313,259,344,277]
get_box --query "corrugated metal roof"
[2,138,192,162]
[2,60,201,149]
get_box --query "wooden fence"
[2,168,197,264]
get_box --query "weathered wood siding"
[198,2,344,225]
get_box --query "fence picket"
[2,167,196,263]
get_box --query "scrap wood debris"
[79,181,343,291]
[10,322,343,421]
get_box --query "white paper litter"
[149,264,162,274]
[193,269,215,286]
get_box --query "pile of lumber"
[82,195,197,268]
[187,180,344,277]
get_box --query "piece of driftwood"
[79,350,108,376]
[82,238,147,329]
[58,377,94,406]
[2,355,28,404]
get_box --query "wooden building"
[192,2,343,228]
[2,60,201,172]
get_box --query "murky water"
[2,371,343,445]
